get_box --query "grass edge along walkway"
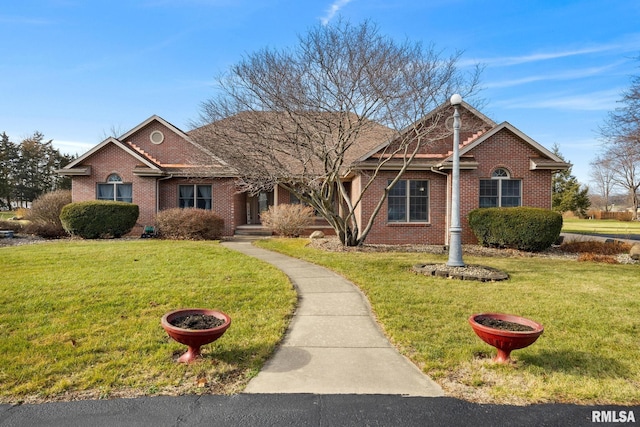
[255,238,640,406]
[0,239,297,404]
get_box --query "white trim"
[387,179,430,223]
[444,121,567,164]
[354,101,497,164]
[63,137,161,171]
[120,115,229,166]
[150,130,164,144]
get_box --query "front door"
[246,191,274,224]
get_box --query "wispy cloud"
[496,89,621,112]
[320,0,353,25]
[485,61,627,89]
[52,140,95,155]
[469,46,618,68]
[0,15,52,25]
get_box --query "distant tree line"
[0,131,75,209]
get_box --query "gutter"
[156,174,174,216]
[430,167,451,246]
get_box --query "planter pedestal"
[161,309,231,363]
[468,313,543,363]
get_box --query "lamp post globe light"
[447,94,465,267]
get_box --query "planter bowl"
[469,313,543,363]
[161,308,231,363]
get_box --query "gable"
[438,122,570,172]
[352,101,569,173]
[60,137,160,176]
[119,116,211,167]
[59,116,235,177]
[352,101,496,170]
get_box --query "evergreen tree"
[552,144,591,217]
[1,131,74,207]
[0,132,19,209]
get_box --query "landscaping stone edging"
[412,264,509,282]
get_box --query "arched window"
[492,168,509,178]
[97,174,133,202]
[479,168,521,208]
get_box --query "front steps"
[234,225,273,237]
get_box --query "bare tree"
[598,57,640,219]
[600,57,640,148]
[589,156,618,212]
[602,141,640,218]
[192,20,481,246]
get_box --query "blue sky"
[2,0,639,185]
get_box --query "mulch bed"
[412,263,509,282]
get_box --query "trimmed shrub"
[60,201,139,239]
[468,207,563,252]
[24,190,71,238]
[155,208,224,240]
[260,204,315,237]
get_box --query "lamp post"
[447,94,465,267]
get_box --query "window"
[479,168,521,208]
[289,191,323,217]
[388,180,429,222]
[97,174,132,202]
[179,185,212,209]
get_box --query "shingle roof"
[189,111,396,176]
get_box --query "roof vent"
[150,130,164,144]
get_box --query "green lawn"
[562,218,640,237]
[2,235,639,405]
[0,211,15,220]
[256,238,640,405]
[0,240,296,403]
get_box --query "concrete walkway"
[220,239,443,397]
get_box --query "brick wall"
[70,143,157,231]
[360,127,555,245]
[69,117,555,244]
[69,121,241,237]
[359,170,449,245]
[158,177,239,237]
[126,121,205,164]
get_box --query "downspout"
[156,174,174,216]
[430,167,450,246]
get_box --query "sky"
[1,0,639,186]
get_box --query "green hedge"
[60,201,139,239]
[468,207,562,252]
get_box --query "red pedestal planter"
[161,308,231,363]
[469,313,544,363]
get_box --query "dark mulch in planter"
[474,316,534,332]
[170,314,225,330]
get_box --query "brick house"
[58,102,569,244]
